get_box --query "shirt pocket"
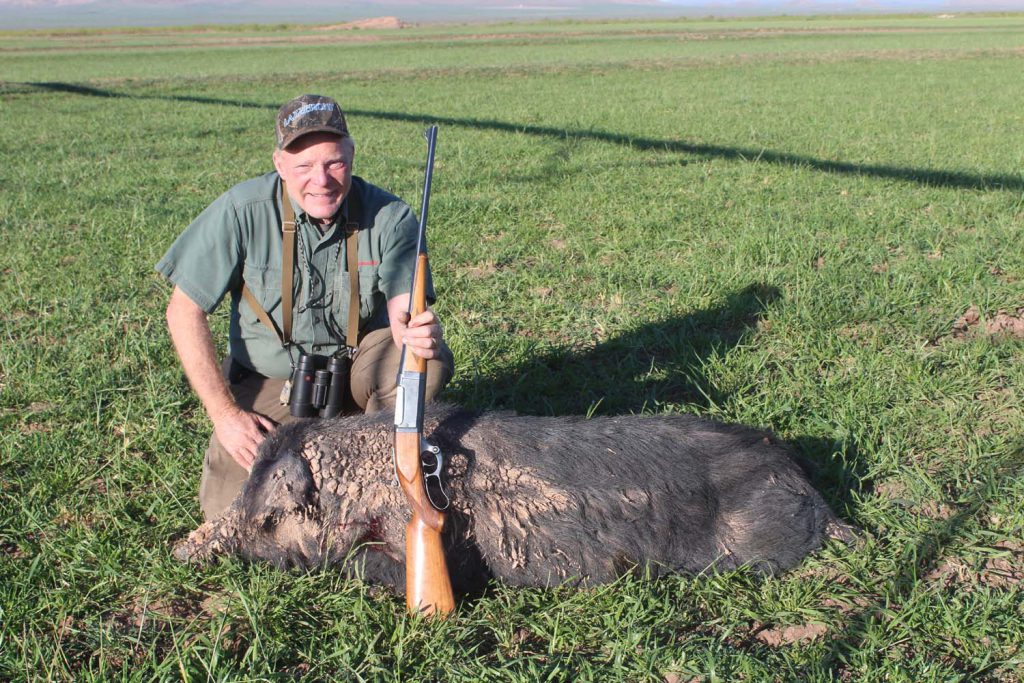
[241,262,283,324]
[332,262,378,330]
[357,264,381,319]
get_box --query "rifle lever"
[419,439,450,511]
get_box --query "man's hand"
[393,309,445,359]
[387,294,445,359]
[211,406,278,471]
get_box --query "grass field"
[2,12,1024,682]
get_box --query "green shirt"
[156,172,432,378]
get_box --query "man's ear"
[272,149,285,176]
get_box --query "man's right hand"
[212,406,278,471]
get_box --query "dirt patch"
[979,557,1024,589]
[2,541,26,559]
[925,542,1024,590]
[461,261,499,280]
[872,480,959,520]
[530,286,553,299]
[873,479,909,501]
[200,592,233,616]
[18,422,52,435]
[950,305,1024,341]
[918,500,957,521]
[836,321,879,343]
[662,674,702,683]
[752,621,828,647]
[821,594,878,615]
[116,593,204,630]
[316,16,406,31]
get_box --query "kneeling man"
[156,94,454,520]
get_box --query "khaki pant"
[198,327,455,521]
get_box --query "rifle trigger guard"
[419,439,450,511]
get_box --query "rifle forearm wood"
[408,253,428,374]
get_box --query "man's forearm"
[166,286,236,423]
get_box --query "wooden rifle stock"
[394,127,454,617]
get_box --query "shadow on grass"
[21,81,1024,193]
[448,282,780,417]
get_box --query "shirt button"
[313,315,322,323]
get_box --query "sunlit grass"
[2,12,1023,682]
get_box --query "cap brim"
[278,126,349,150]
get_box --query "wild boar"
[174,404,851,594]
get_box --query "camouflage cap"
[275,94,349,150]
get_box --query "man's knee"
[199,434,249,521]
[425,344,455,400]
[352,327,454,413]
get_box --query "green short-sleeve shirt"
[155,172,433,379]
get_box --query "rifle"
[393,125,455,617]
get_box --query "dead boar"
[174,404,852,594]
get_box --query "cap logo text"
[284,102,335,128]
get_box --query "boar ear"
[240,448,316,526]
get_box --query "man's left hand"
[393,308,445,359]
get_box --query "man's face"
[273,132,355,223]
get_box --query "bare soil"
[315,17,406,31]
[951,305,1024,340]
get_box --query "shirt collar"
[286,193,349,232]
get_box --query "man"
[156,94,454,521]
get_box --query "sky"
[2,0,1021,30]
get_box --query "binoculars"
[288,353,349,418]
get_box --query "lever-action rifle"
[393,125,455,617]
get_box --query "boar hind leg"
[716,467,836,574]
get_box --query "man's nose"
[311,164,330,185]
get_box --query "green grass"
[5,14,1024,82]
[2,12,1023,682]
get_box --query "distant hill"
[2,0,1021,30]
